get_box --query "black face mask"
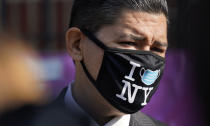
[80,29,165,114]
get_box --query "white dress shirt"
[65,83,131,126]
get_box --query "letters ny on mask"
[116,61,160,106]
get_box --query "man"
[0,0,168,126]
[1,0,168,126]
[64,0,168,125]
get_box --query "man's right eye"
[118,41,138,46]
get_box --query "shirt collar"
[104,114,130,126]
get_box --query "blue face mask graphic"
[140,69,160,86]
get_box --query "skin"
[66,10,168,125]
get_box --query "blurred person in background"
[0,34,47,113]
[0,34,48,125]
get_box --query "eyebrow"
[118,33,168,47]
[118,34,145,41]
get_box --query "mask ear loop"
[79,29,106,89]
[80,29,108,50]
[81,60,99,88]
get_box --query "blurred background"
[0,0,209,126]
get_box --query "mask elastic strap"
[80,29,108,50]
[80,60,98,88]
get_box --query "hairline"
[93,8,168,34]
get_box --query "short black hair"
[69,0,168,33]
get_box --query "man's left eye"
[150,47,164,53]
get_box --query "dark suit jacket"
[0,87,168,126]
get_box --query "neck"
[71,73,124,125]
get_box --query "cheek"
[83,40,104,80]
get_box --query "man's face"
[81,10,168,80]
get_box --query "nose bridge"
[139,31,154,51]
[140,45,150,51]
[146,31,155,45]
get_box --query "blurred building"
[0,0,73,50]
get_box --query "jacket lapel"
[129,112,156,126]
[53,87,68,107]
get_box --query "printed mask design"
[80,29,165,114]
[140,69,160,86]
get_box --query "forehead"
[118,10,167,24]
[96,10,168,44]
[120,11,167,37]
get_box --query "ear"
[66,27,83,61]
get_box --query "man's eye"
[118,41,138,46]
[150,47,164,53]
